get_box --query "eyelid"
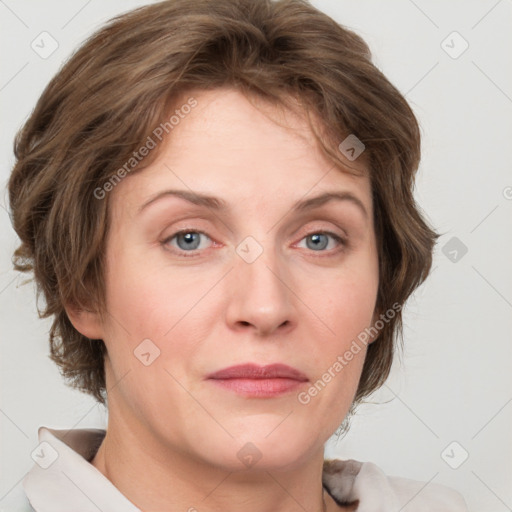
[162,227,211,240]
[293,220,349,245]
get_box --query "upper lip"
[207,363,308,381]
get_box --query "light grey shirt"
[6,426,469,511]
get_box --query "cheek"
[327,279,377,340]
[296,252,378,408]
[104,241,178,333]
[299,276,374,426]
[100,252,207,414]
[101,245,217,367]
[308,257,378,344]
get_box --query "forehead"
[109,87,371,220]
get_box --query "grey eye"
[298,232,344,252]
[165,231,211,252]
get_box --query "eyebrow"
[138,189,368,219]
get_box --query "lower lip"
[208,378,307,397]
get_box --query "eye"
[161,229,347,258]
[162,230,213,256]
[296,231,346,253]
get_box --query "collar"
[23,426,140,512]
[23,426,465,511]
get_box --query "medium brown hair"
[8,0,438,407]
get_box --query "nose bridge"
[226,234,295,335]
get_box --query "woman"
[7,0,469,510]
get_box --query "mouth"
[206,363,309,398]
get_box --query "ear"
[64,302,105,340]
[367,309,381,345]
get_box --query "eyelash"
[161,229,348,258]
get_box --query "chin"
[194,428,318,473]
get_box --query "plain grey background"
[1,1,511,511]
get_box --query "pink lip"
[206,363,308,398]
[207,363,308,380]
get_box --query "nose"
[224,242,296,338]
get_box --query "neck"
[90,408,342,511]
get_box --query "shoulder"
[323,458,469,511]
[385,472,469,511]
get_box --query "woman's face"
[93,87,379,470]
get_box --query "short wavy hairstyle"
[8,0,438,407]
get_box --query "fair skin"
[67,87,379,512]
